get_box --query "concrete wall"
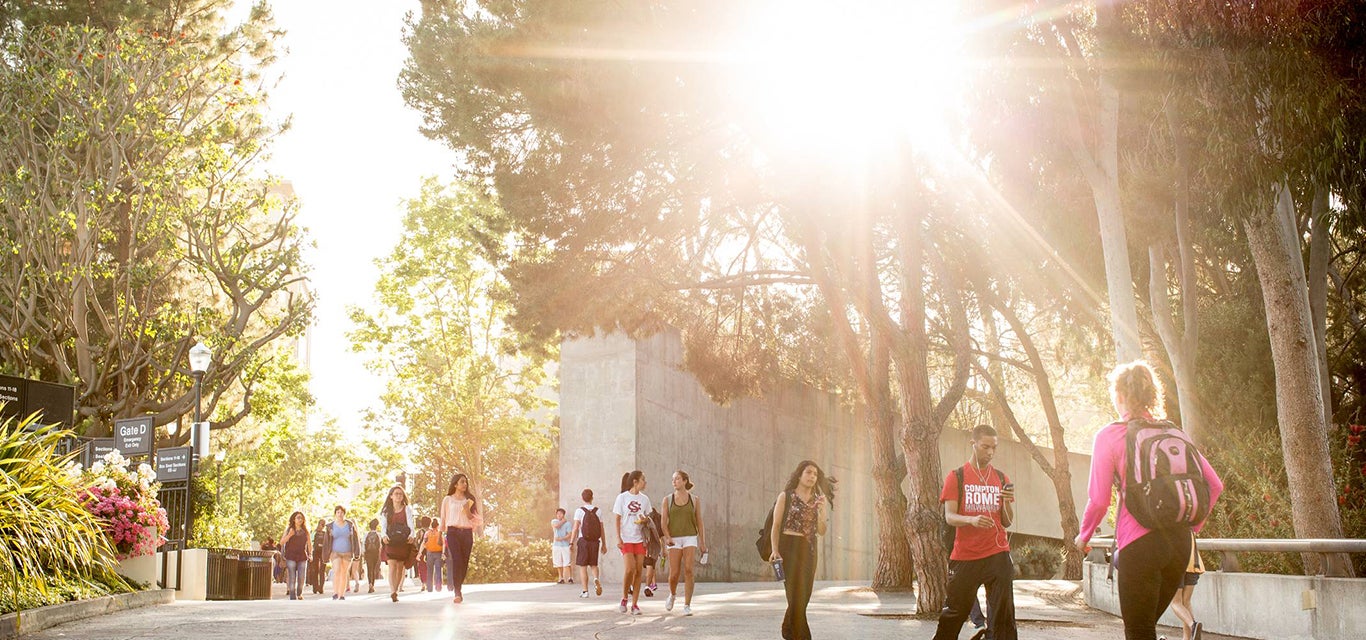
[559,329,1104,584]
[1083,561,1366,640]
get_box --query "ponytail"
[1108,360,1166,419]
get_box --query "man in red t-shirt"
[933,425,1017,640]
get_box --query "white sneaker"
[665,594,675,611]
[579,591,589,598]
[619,599,628,613]
[683,605,692,616]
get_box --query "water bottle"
[699,552,709,566]
[772,558,785,581]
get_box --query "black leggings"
[932,551,1017,640]
[445,527,474,595]
[1116,528,1191,640]
[780,534,817,640]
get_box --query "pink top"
[1077,415,1224,551]
[440,496,476,530]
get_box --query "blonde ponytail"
[1108,360,1166,419]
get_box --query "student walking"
[642,506,663,597]
[280,511,311,600]
[439,473,482,604]
[1074,361,1224,640]
[380,485,417,602]
[933,424,1017,640]
[551,508,574,584]
[661,469,707,616]
[1169,532,1204,640]
[363,519,382,593]
[614,470,652,615]
[572,488,608,598]
[768,460,834,640]
[308,518,327,594]
[321,506,360,601]
[423,517,446,592]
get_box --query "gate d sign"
[113,416,155,458]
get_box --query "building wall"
[559,329,1102,584]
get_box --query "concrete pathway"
[26,578,1250,639]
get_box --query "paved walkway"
[27,578,1249,639]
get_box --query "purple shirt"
[1077,415,1224,551]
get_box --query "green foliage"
[466,538,556,584]
[349,178,557,536]
[229,420,367,543]
[0,416,134,614]
[0,22,311,434]
[190,508,252,550]
[1010,536,1064,580]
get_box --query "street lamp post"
[189,341,212,426]
[237,467,246,517]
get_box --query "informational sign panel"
[0,375,75,428]
[155,447,192,482]
[83,437,117,468]
[113,416,154,458]
[0,375,27,423]
[26,380,75,428]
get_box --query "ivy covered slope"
[0,417,135,615]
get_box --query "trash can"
[236,550,276,600]
[205,548,241,601]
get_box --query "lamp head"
[189,341,212,374]
[214,450,226,462]
[237,467,246,478]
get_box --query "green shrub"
[1011,536,1063,579]
[0,417,134,614]
[467,538,556,583]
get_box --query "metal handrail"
[1087,537,1366,576]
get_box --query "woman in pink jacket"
[1074,361,1224,640]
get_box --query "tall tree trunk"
[1244,184,1352,577]
[791,210,914,590]
[1149,101,1204,439]
[867,326,914,589]
[892,196,948,617]
[1092,78,1143,364]
[1307,187,1332,430]
[977,287,1083,579]
[1058,16,1142,363]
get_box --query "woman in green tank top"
[660,470,707,615]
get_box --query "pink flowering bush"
[74,450,169,559]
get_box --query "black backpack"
[364,531,381,556]
[579,506,603,542]
[388,518,412,543]
[940,468,965,555]
[755,491,793,562]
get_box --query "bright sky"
[254,1,457,430]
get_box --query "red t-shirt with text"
[940,464,1011,562]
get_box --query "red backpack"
[1122,419,1212,530]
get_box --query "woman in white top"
[613,470,652,615]
[439,472,481,603]
[379,485,416,602]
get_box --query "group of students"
[556,469,710,617]
[927,360,1223,640]
[273,472,485,604]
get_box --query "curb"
[0,588,174,638]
